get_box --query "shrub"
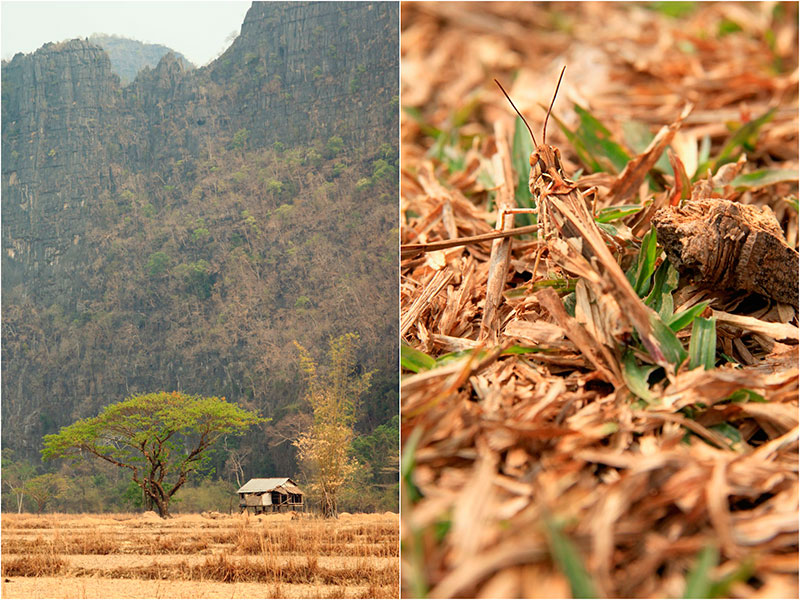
[325,135,344,158]
[146,252,171,277]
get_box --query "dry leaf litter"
[401,3,798,598]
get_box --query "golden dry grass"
[401,2,797,598]
[1,512,399,599]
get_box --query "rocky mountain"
[1,1,398,504]
[88,34,194,84]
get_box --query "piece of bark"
[652,199,799,307]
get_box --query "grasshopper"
[494,67,567,279]
[495,68,668,368]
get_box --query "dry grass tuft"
[2,553,65,577]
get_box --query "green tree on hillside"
[42,392,264,517]
[294,333,372,518]
[22,473,68,513]
[1,453,38,513]
[230,128,249,156]
[352,415,399,485]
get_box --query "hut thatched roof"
[236,478,303,495]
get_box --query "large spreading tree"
[42,392,263,517]
[294,333,372,518]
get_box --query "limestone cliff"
[2,40,121,299]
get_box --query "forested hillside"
[1,1,398,513]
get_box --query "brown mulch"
[400,2,798,598]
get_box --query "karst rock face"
[3,1,396,306]
[1,1,398,455]
[208,1,398,149]
[2,39,122,300]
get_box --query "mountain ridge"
[89,33,194,84]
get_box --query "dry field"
[1,511,399,599]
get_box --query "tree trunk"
[141,484,154,511]
[142,480,169,517]
[154,496,170,518]
[321,488,338,519]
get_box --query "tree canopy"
[42,392,264,517]
[294,333,372,518]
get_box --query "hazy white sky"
[1,1,251,66]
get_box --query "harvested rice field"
[401,2,798,598]
[1,511,399,599]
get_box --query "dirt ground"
[1,511,399,599]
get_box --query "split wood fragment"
[652,198,799,307]
[400,224,539,259]
[480,120,516,343]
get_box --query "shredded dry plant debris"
[400,2,798,598]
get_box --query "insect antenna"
[494,79,537,147]
[542,65,566,145]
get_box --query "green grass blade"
[574,104,632,173]
[622,350,657,403]
[513,116,536,224]
[622,120,672,174]
[502,345,546,355]
[629,227,659,297]
[595,204,642,223]
[622,120,654,154]
[727,388,767,403]
[548,111,604,173]
[529,278,577,294]
[707,559,755,598]
[402,106,444,138]
[718,17,743,36]
[434,349,476,367]
[401,426,424,504]
[452,95,481,127]
[700,108,776,175]
[651,1,697,18]
[440,138,467,173]
[667,301,710,332]
[730,168,798,191]
[597,222,619,237]
[688,316,717,370]
[645,260,679,319]
[401,426,428,598]
[651,313,688,367]
[709,422,744,451]
[401,344,436,373]
[683,544,719,598]
[720,108,776,157]
[544,519,598,598]
[696,134,712,175]
[563,291,577,317]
